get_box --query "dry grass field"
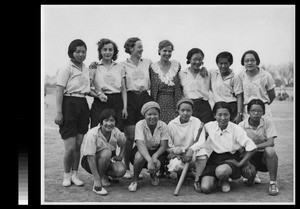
[42,91,294,204]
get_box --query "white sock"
[270,181,277,184]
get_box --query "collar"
[245,117,265,129]
[126,58,143,64]
[69,60,85,70]
[173,115,193,125]
[216,121,233,133]
[98,60,117,66]
[216,69,234,80]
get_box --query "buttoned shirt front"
[89,61,125,94]
[121,58,152,91]
[179,68,210,100]
[238,117,277,151]
[191,121,257,154]
[82,124,126,156]
[238,67,275,105]
[210,68,243,103]
[56,60,90,94]
[135,119,169,150]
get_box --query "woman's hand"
[54,112,63,126]
[122,108,128,119]
[233,114,242,124]
[89,61,99,69]
[182,148,193,163]
[98,93,108,102]
[112,155,122,161]
[199,66,209,78]
[147,160,156,175]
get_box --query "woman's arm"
[121,77,128,119]
[233,93,244,124]
[255,137,275,150]
[54,85,64,126]
[267,88,276,104]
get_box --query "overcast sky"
[41,5,295,77]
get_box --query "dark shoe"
[194,181,202,193]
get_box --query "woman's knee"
[98,149,112,160]
[215,164,231,180]
[111,161,126,177]
[264,147,277,158]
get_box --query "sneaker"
[194,181,202,193]
[150,174,160,186]
[101,176,111,187]
[71,173,84,186]
[62,173,72,187]
[123,170,133,179]
[228,178,233,182]
[269,182,279,196]
[254,174,262,184]
[93,186,108,196]
[128,181,138,192]
[221,181,231,193]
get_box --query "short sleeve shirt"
[238,67,276,105]
[89,61,125,94]
[82,124,127,155]
[238,117,277,151]
[134,120,169,150]
[121,58,152,91]
[210,68,243,103]
[179,68,210,100]
[197,121,257,154]
[56,60,90,94]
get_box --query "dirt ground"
[42,93,294,204]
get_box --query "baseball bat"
[174,162,189,196]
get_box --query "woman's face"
[101,116,116,132]
[217,58,231,75]
[145,108,159,127]
[178,103,193,123]
[131,40,143,59]
[248,104,264,122]
[159,46,173,61]
[190,53,204,70]
[244,53,257,71]
[101,43,114,61]
[73,46,86,64]
[215,108,230,130]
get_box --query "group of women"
[54,37,279,197]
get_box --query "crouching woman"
[81,108,126,195]
[198,102,257,194]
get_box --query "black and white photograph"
[41,4,295,204]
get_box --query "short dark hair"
[68,39,87,59]
[124,37,141,54]
[158,40,174,55]
[186,48,204,64]
[247,99,265,115]
[97,38,119,61]
[213,102,232,116]
[241,50,260,66]
[99,108,118,125]
[216,51,233,65]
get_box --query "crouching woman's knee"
[111,161,126,178]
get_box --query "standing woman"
[121,37,153,178]
[179,48,214,123]
[55,39,90,187]
[149,40,183,124]
[88,38,128,131]
[238,50,276,119]
[210,51,243,124]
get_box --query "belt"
[128,90,147,95]
[64,92,86,98]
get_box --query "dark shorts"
[124,91,152,126]
[59,96,90,139]
[90,93,124,131]
[129,146,168,169]
[201,151,241,180]
[192,99,214,123]
[249,151,268,172]
[81,151,116,174]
